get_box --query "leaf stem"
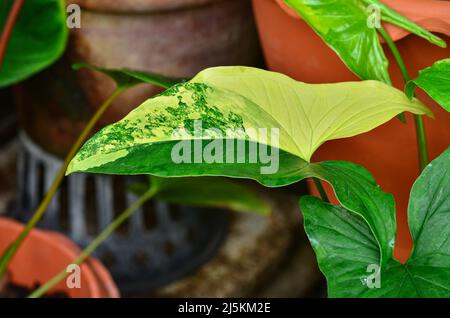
[313,177,329,203]
[378,27,429,171]
[0,87,125,279]
[28,186,158,298]
[0,0,25,70]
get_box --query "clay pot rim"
[275,0,450,41]
[0,217,119,298]
[68,0,223,14]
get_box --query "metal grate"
[11,132,229,293]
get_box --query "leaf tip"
[434,38,447,49]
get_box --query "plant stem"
[313,177,329,202]
[0,87,125,279]
[0,0,25,69]
[378,27,429,171]
[413,116,429,170]
[28,187,158,298]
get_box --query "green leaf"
[152,176,270,215]
[0,0,68,87]
[284,0,390,83]
[407,147,450,296]
[361,0,446,48]
[307,161,396,266]
[73,63,184,89]
[300,147,450,297]
[283,0,446,83]
[67,67,429,174]
[405,59,450,112]
[127,176,270,215]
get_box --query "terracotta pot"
[253,0,450,262]
[0,217,119,298]
[16,0,260,157]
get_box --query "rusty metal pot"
[16,0,261,157]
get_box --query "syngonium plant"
[61,65,450,297]
[2,0,449,298]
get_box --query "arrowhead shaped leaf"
[406,59,450,112]
[191,67,431,161]
[127,176,270,215]
[67,67,430,176]
[0,0,68,87]
[152,176,271,215]
[67,66,422,263]
[300,147,450,297]
[284,0,446,83]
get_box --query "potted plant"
[252,0,450,262]
[50,63,449,298]
[2,0,448,299]
[0,217,119,297]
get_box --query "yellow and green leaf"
[68,66,430,178]
[67,66,430,267]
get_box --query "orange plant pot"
[252,0,450,262]
[0,218,119,298]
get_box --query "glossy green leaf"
[284,0,446,83]
[127,176,270,215]
[405,59,450,112]
[284,0,390,83]
[73,63,184,89]
[0,0,68,87]
[306,161,396,266]
[300,147,450,297]
[407,147,450,296]
[361,0,446,48]
[152,176,270,215]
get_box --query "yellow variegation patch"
[68,66,432,175]
[192,67,432,161]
